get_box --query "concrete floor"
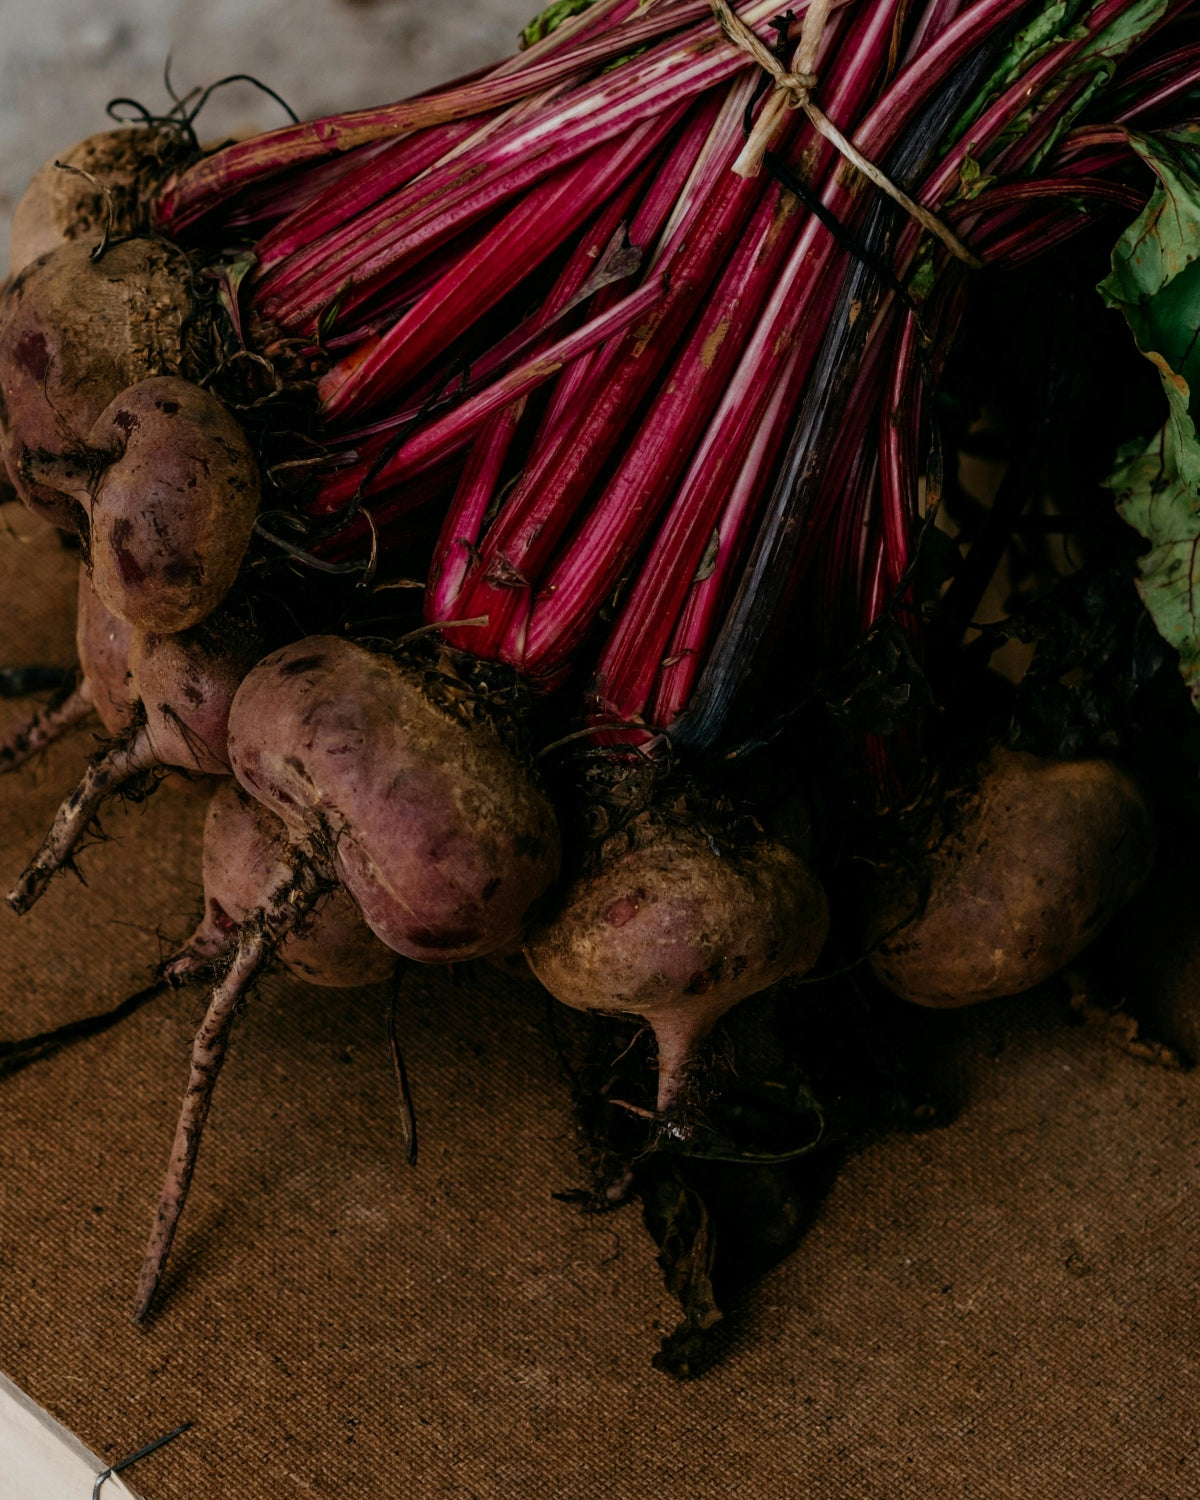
[0,0,535,259]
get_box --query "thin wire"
[92,1422,192,1499]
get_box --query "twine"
[710,0,984,268]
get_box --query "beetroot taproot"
[134,829,331,1322]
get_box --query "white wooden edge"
[0,1369,142,1500]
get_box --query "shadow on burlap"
[0,501,1198,1499]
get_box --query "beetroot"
[865,750,1158,1008]
[7,605,262,914]
[0,566,133,773]
[75,563,135,734]
[525,802,829,1114]
[0,239,191,528]
[8,128,181,276]
[129,612,263,775]
[26,377,261,632]
[174,778,393,988]
[226,636,561,962]
[134,829,331,1323]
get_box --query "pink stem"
[424,152,660,618]
[648,345,800,727]
[252,0,819,330]
[528,87,729,448]
[252,117,484,281]
[520,0,901,684]
[155,0,748,229]
[317,112,677,421]
[315,274,667,504]
[448,127,770,657]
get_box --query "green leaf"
[1105,383,1200,693]
[520,0,593,48]
[949,0,1080,145]
[1061,0,1169,75]
[1100,128,1200,698]
[950,0,1168,171]
[958,153,997,202]
[990,0,1168,170]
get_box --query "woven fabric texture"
[0,504,1198,1499]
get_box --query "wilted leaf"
[1100,127,1200,697]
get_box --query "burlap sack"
[1,503,1197,1498]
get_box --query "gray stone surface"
[0,0,535,262]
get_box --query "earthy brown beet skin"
[75,566,135,735]
[865,749,1158,1008]
[525,816,829,1111]
[0,239,190,528]
[128,612,263,774]
[36,377,261,633]
[227,637,562,963]
[1116,848,1200,1062]
[9,128,182,276]
[184,780,394,988]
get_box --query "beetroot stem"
[519,0,903,684]
[445,89,770,657]
[426,154,657,617]
[317,113,676,421]
[313,274,667,511]
[255,0,801,332]
[156,0,802,232]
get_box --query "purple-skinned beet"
[24,376,261,632]
[525,801,829,1117]
[0,239,191,529]
[171,778,394,988]
[226,636,561,963]
[0,566,134,773]
[7,604,264,915]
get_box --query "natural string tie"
[709,0,984,268]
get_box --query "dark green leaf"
[1100,127,1200,697]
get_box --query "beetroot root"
[136,779,398,1322]
[865,749,1158,1008]
[524,808,829,1114]
[0,239,191,528]
[7,605,262,914]
[227,637,561,963]
[9,127,182,276]
[28,377,261,633]
[0,566,133,774]
[133,835,330,1323]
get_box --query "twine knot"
[709,0,984,269]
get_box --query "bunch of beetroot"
[0,0,1195,1324]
